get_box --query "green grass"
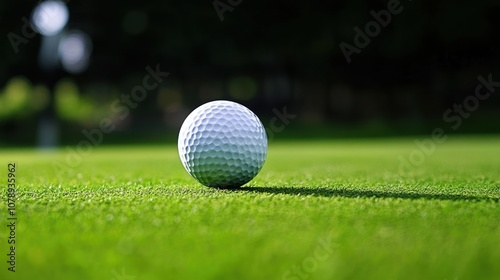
[1,136,499,280]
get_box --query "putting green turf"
[1,136,499,280]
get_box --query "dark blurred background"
[1,0,500,146]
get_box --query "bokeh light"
[31,0,69,36]
[58,30,93,74]
[54,79,93,123]
[0,77,31,119]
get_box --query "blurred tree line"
[1,0,500,145]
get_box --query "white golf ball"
[178,100,268,188]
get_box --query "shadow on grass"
[238,186,499,202]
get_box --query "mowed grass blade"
[0,136,498,280]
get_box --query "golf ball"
[178,100,267,188]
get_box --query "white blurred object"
[31,0,69,36]
[32,1,69,149]
[58,31,93,73]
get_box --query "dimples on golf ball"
[178,100,267,188]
